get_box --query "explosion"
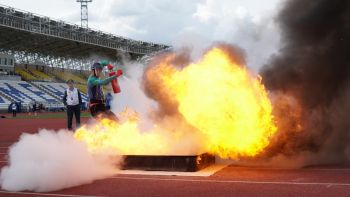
[75,46,277,159]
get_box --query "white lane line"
[0,191,104,197]
[226,166,350,171]
[109,176,350,187]
[303,168,350,171]
[248,168,350,172]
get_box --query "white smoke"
[0,129,121,192]
[111,61,158,131]
[112,61,157,117]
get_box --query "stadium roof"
[0,4,170,69]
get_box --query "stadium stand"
[0,80,57,104]
[0,4,168,113]
[80,72,91,79]
[28,69,54,82]
[34,82,88,103]
[50,69,91,94]
[1,68,113,111]
[15,68,37,81]
[75,84,88,94]
[48,70,90,94]
[0,95,11,110]
[0,80,86,111]
[50,70,86,84]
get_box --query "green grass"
[8,111,91,119]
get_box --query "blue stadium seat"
[46,84,65,97]
[18,83,56,103]
[0,80,90,111]
[0,96,6,103]
[34,82,88,102]
[0,83,34,102]
[0,80,58,104]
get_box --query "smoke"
[112,61,157,120]
[260,0,350,164]
[0,129,121,192]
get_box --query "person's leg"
[96,104,118,121]
[12,110,15,117]
[96,104,106,118]
[74,105,81,128]
[14,110,16,117]
[90,103,106,118]
[90,104,97,117]
[67,106,73,130]
[105,110,118,121]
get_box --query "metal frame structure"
[77,0,92,28]
[0,4,169,70]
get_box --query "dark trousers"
[12,110,16,117]
[90,102,117,120]
[67,104,81,130]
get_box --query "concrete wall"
[0,75,21,81]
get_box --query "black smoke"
[260,0,350,163]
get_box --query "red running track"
[0,116,350,197]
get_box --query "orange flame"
[75,47,277,159]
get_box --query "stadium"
[1,1,350,197]
[0,4,168,113]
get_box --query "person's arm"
[78,90,82,105]
[63,90,67,106]
[88,75,117,86]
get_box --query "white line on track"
[109,176,350,187]
[0,191,104,197]
[225,166,350,171]
[243,168,350,172]
[302,168,350,171]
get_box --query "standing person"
[32,102,37,116]
[63,79,82,131]
[87,62,117,119]
[28,102,32,115]
[11,102,17,117]
[39,103,43,113]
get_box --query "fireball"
[75,46,277,159]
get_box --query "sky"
[0,0,285,70]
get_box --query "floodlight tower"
[76,0,92,28]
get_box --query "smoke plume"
[0,129,121,192]
[260,0,350,164]
[112,61,157,121]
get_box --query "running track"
[1,116,350,197]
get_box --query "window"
[10,59,13,65]
[4,58,7,65]
[0,58,2,65]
